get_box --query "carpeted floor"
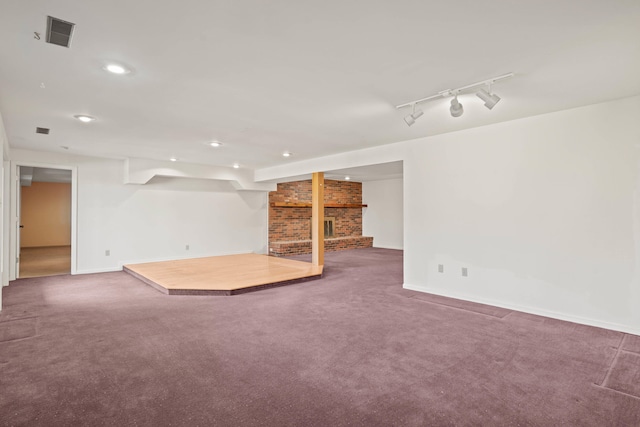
[1,248,639,426]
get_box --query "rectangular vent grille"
[46,16,75,48]
[36,127,50,135]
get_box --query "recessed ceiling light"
[74,115,95,122]
[233,163,240,169]
[169,157,177,162]
[282,152,292,157]
[104,63,130,75]
[210,141,222,147]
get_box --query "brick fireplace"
[268,179,373,256]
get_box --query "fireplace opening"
[324,217,335,238]
[310,217,336,239]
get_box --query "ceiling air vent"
[46,16,75,48]
[36,127,50,135]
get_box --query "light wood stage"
[123,253,323,296]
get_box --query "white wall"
[403,96,640,334]
[0,113,8,312]
[8,150,269,275]
[363,178,403,250]
[256,95,640,334]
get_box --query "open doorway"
[18,167,72,278]
[325,161,404,251]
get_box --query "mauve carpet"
[1,248,639,426]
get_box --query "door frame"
[9,161,78,280]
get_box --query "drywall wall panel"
[363,178,403,249]
[402,95,640,333]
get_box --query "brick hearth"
[269,236,374,257]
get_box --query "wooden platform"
[123,253,323,296]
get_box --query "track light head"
[476,88,501,110]
[450,96,464,118]
[404,114,416,126]
[404,105,424,127]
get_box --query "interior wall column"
[311,172,324,266]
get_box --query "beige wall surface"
[20,182,71,247]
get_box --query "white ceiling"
[1,0,639,175]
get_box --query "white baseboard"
[74,267,122,275]
[73,250,258,276]
[117,249,253,268]
[403,283,640,336]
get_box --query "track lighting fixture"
[476,86,501,110]
[449,95,463,118]
[395,72,513,124]
[404,103,424,127]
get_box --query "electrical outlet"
[105,250,110,256]
[185,244,189,251]
[438,264,444,273]
[462,267,468,277]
